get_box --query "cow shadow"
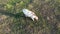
[0,9,25,18]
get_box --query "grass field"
[0,0,60,34]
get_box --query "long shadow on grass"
[0,9,25,18]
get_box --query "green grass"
[0,0,60,34]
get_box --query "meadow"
[0,0,60,34]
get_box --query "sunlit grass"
[0,0,60,34]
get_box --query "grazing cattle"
[22,9,38,21]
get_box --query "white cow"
[22,9,38,21]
